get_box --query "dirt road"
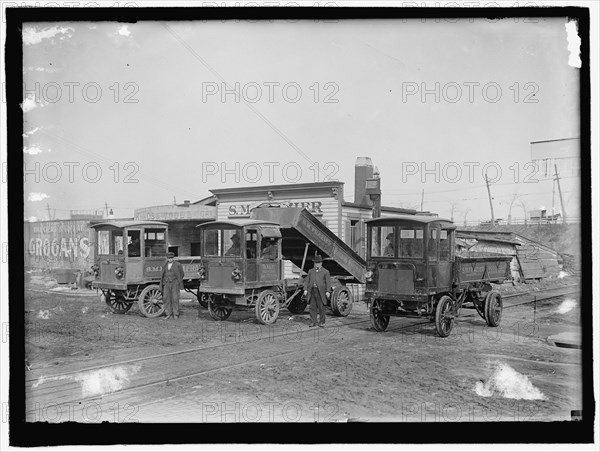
[24,281,582,423]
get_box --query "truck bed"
[455,254,512,285]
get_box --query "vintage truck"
[364,215,512,337]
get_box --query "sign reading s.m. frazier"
[134,205,217,221]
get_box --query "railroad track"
[25,284,579,421]
[503,284,580,309]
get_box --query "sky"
[19,7,586,223]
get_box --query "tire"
[137,285,165,318]
[287,291,307,314]
[435,295,455,337]
[207,298,233,321]
[255,290,280,325]
[197,289,209,309]
[330,286,353,317]
[484,290,503,327]
[103,290,133,314]
[370,299,389,332]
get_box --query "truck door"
[437,228,454,291]
[125,228,143,282]
[258,227,281,283]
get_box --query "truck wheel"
[138,285,165,318]
[435,295,455,337]
[287,292,307,314]
[103,290,133,314]
[485,290,503,327]
[255,290,280,325]
[370,299,389,332]
[330,286,353,317]
[207,298,232,321]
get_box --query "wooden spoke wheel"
[435,295,456,337]
[484,290,503,327]
[207,298,233,321]
[137,285,165,318]
[255,290,280,325]
[197,289,209,309]
[287,291,307,314]
[370,299,390,332]
[330,286,353,317]
[103,290,133,314]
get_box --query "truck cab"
[90,220,169,315]
[365,216,456,302]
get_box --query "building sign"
[134,205,217,221]
[25,220,94,269]
[228,201,324,218]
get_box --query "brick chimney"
[354,157,374,206]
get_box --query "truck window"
[399,227,424,258]
[370,226,395,257]
[260,237,279,260]
[203,229,219,256]
[144,228,167,257]
[439,229,452,261]
[127,230,141,258]
[246,229,258,258]
[428,227,439,262]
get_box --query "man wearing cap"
[160,252,184,319]
[303,255,331,327]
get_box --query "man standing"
[160,252,184,319]
[303,255,331,327]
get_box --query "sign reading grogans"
[25,220,95,269]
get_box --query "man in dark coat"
[303,255,331,327]
[160,252,184,319]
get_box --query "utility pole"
[508,193,519,225]
[46,203,52,221]
[485,174,496,227]
[554,164,567,224]
[104,202,110,217]
[420,189,424,212]
[551,179,556,218]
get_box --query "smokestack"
[354,157,374,206]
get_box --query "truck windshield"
[369,225,424,259]
[97,229,123,255]
[203,228,242,257]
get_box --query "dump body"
[250,207,366,283]
[455,254,512,286]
